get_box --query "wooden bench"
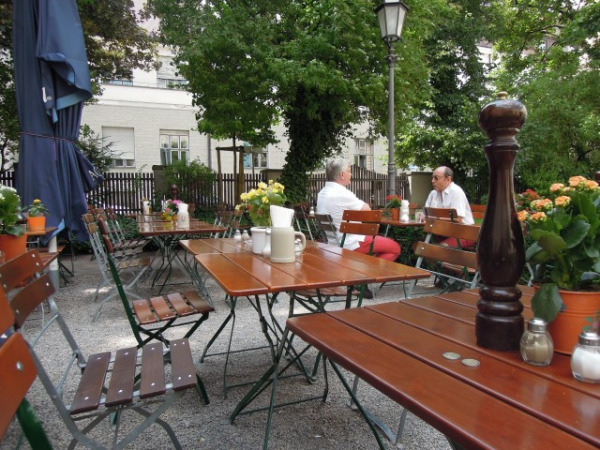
[407,218,480,297]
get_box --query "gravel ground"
[2,250,451,450]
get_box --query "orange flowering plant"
[518,176,600,322]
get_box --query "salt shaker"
[241,229,250,243]
[571,331,600,383]
[233,229,242,242]
[309,206,315,217]
[520,318,553,366]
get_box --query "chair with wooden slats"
[103,234,215,350]
[292,209,382,315]
[407,218,481,297]
[313,213,339,245]
[424,207,458,222]
[0,250,209,449]
[292,204,315,241]
[0,278,50,449]
[470,203,486,220]
[83,214,151,322]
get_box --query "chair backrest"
[470,204,486,220]
[293,204,315,241]
[314,213,339,245]
[339,210,382,253]
[424,207,458,222]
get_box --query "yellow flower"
[530,212,547,222]
[554,196,571,207]
[550,183,564,193]
[257,182,268,190]
[517,210,529,222]
[569,176,587,188]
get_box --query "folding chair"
[292,204,315,241]
[0,250,209,450]
[83,215,151,322]
[407,218,481,297]
[424,207,458,222]
[313,213,339,245]
[104,235,215,349]
[0,283,51,449]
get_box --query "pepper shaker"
[520,318,553,366]
[571,331,600,383]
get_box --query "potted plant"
[385,195,402,221]
[0,185,26,261]
[236,180,286,254]
[162,198,180,222]
[27,198,50,232]
[519,176,600,354]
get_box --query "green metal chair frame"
[0,250,208,450]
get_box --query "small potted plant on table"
[27,198,49,232]
[0,185,26,261]
[385,195,402,221]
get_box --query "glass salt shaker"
[233,229,242,242]
[520,318,554,366]
[571,331,600,383]
[241,229,250,243]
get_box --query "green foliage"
[76,125,115,174]
[492,0,600,191]
[163,159,216,205]
[0,185,24,236]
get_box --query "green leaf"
[563,218,590,249]
[531,283,564,323]
[530,229,567,254]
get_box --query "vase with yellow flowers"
[519,176,600,353]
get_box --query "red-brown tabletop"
[283,287,599,448]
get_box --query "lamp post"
[375,0,409,196]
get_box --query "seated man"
[317,159,401,262]
[425,166,475,248]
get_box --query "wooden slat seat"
[0,250,207,449]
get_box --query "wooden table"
[277,287,600,449]
[188,239,430,396]
[137,219,227,292]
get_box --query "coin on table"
[461,358,480,367]
[442,351,461,360]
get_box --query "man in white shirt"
[425,166,475,247]
[317,159,401,261]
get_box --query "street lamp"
[375,0,409,196]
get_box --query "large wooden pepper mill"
[476,92,527,351]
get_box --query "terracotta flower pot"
[547,289,600,355]
[27,215,46,232]
[390,208,400,221]
[0,233,27,262]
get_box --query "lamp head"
[375,0,409,44]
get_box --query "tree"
[492,0,600,191]
[397,0,497,201]
[0,0,157,172]
[146,0,434,203]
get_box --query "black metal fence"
[0,167,408,215]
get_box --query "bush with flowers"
[162,199,180,221]
[236,180,286,227]
[0,185,25,237]
[385,194,402,209]
[519,176,600,322]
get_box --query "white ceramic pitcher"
[270,227,306,263]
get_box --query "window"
[243,148,268,169]
[157,55,188,89]
[106,78,133,86]
[160,132,189,165]
[102,127,135,168]
[354,139,373,170]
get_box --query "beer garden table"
[248,286,600,449]
[183,239,430,397]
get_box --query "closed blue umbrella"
[13,0,103,242]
